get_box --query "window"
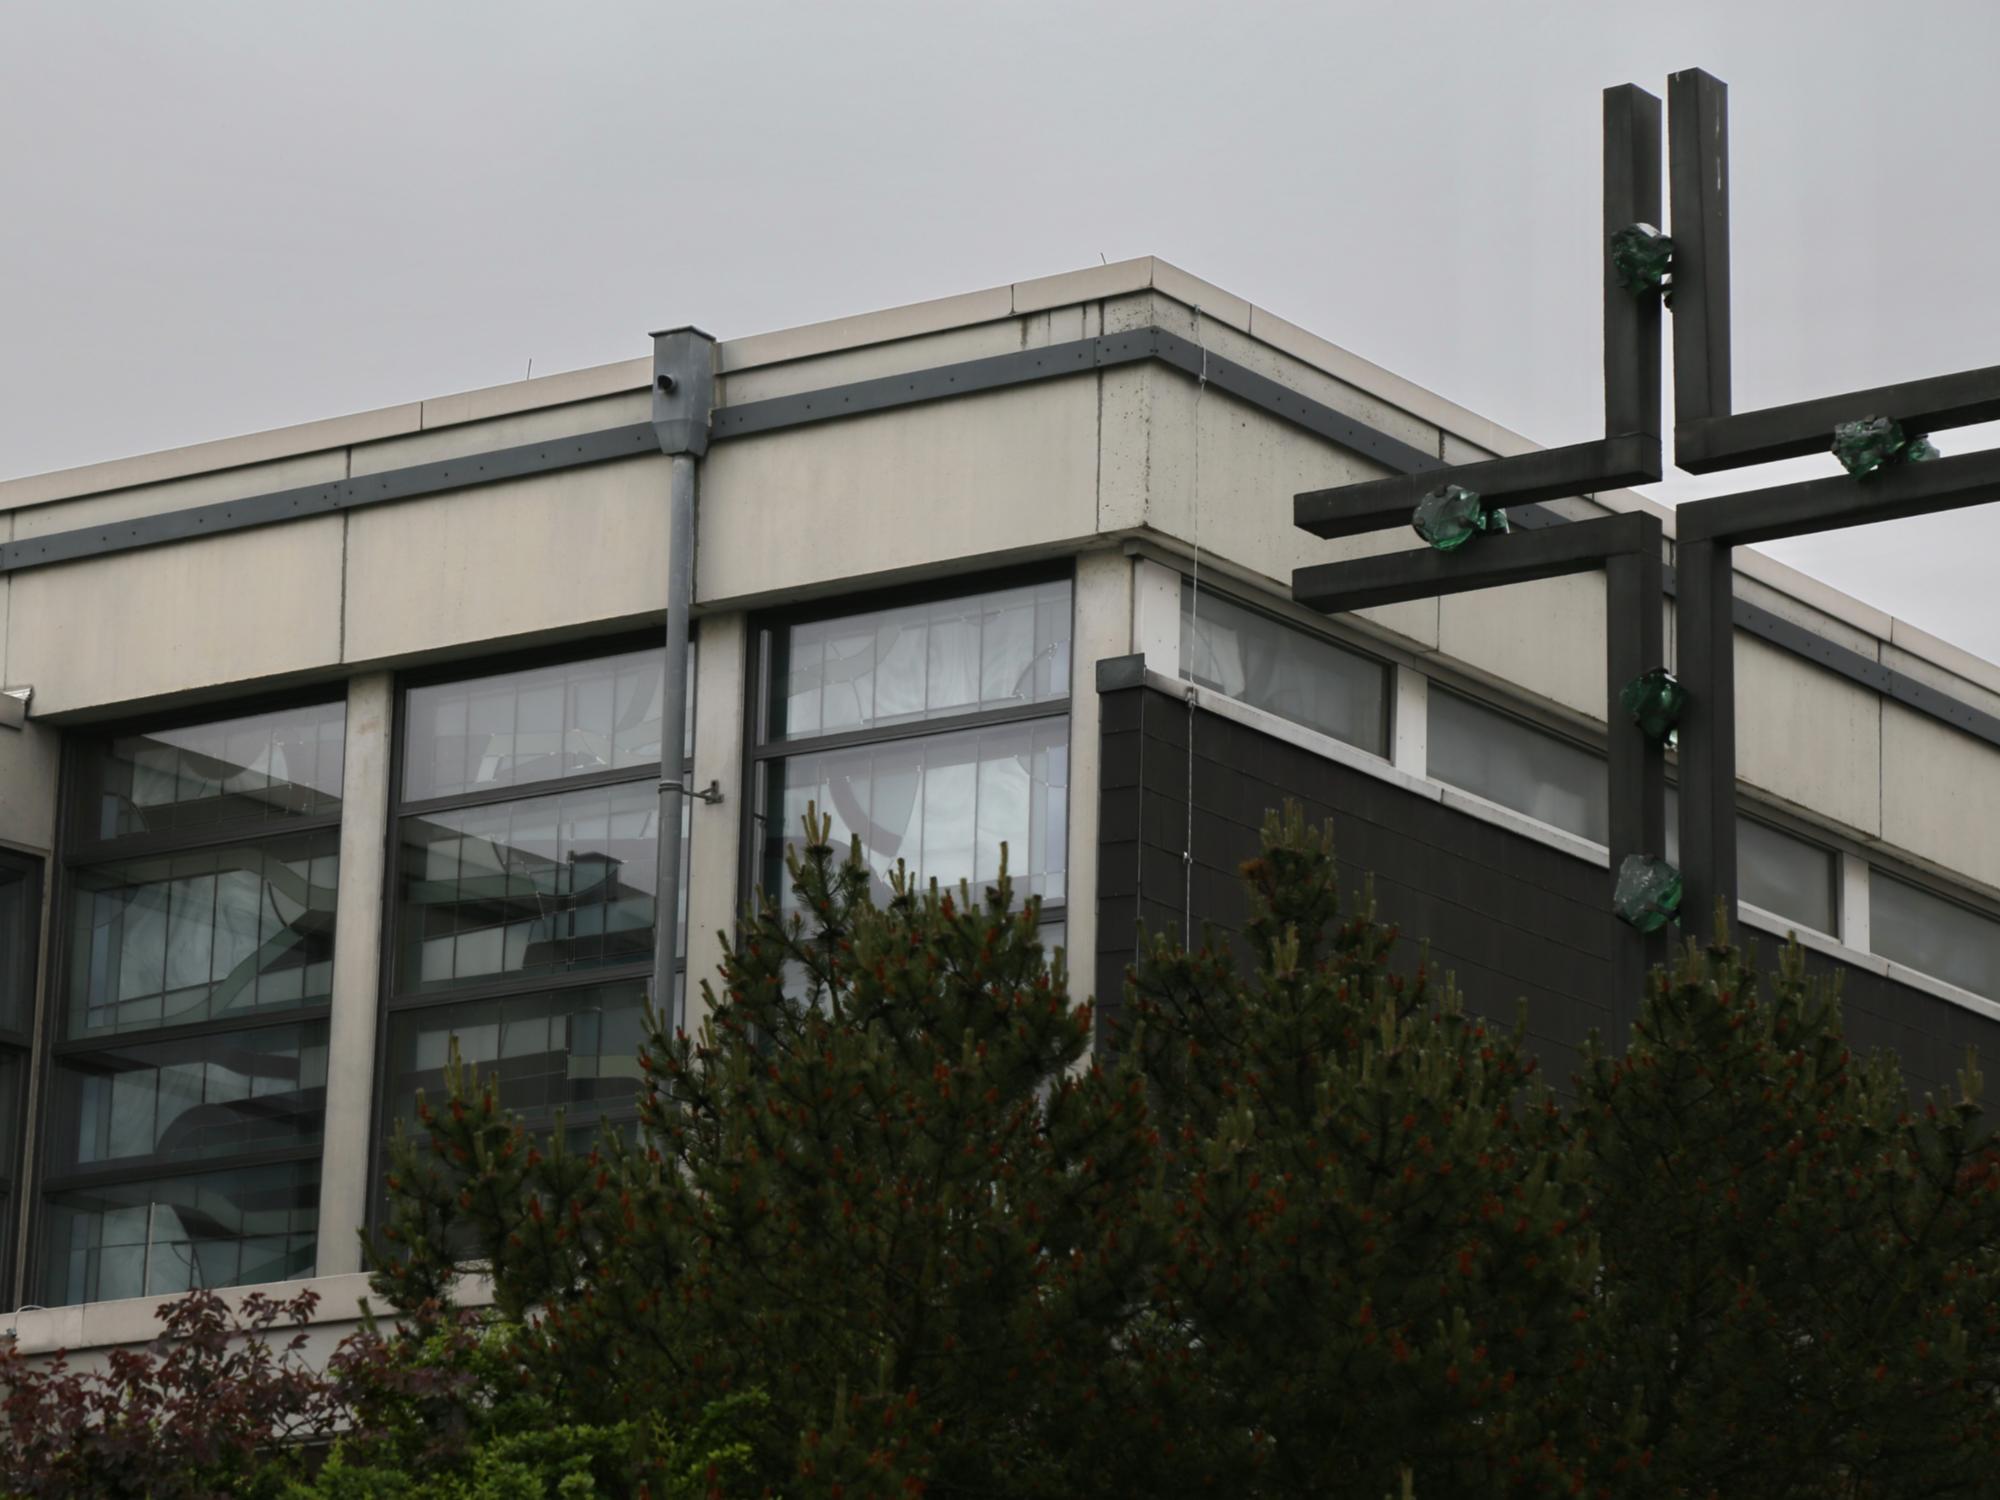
[1870,872,2000,1000]
[1181,581,1390,755]
[378,642,687,1180]
[0,854,41,1298]
[41,702,343,1305]
[1428,688,1608,844]
[752,578,1072,931]
[1428,687,1840,937]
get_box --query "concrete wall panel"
[697,379,1100,607]
[1882,703,2000,894]
[11,519,346,716]
[342,454,670,665]
[349,393,651,476]
[1438,573,1609,722]
[1139,375,1437,651]
[1735,635,1881,836]
[12,450,349,540]
[0,722,60,854]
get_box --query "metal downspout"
[649,326,716,1032]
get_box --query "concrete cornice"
[0,257,1990,695]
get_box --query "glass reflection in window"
[384,980,648,1129]
[80,703,345,844]
[49,1023,328,1171]
[40,1159,319,1305]
[1181,583,1390,755]
[402,648,666,803]
[764,720,1068,910]
[1427,690,1608,845]
[771,581,1071,741]
[66,833,338,1037]
[1871,873,2000,1000]
[397,781,658,993]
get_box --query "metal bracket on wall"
[0,688,29,731]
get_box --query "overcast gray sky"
[5,1,1998,660]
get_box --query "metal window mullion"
[383,962,658,1016]
[38,1141,326,1197]
[394,762,665,821]
[63,811,345,869]
[751,698,1070,763]
[49,1003,334,1057]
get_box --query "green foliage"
[1575,921,2000,1496]
[358,800,2000,1499]
[373,807,1163,1496]
[1125,806,1604,1494]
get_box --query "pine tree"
[1121,807,1606,1496]
[375,810,1163,1497]
[1575,923,2000,1496]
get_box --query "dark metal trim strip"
[3,329,1438,579]
[0,422,661,575]
[8,327,1995,754]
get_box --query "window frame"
[0,849,43,1305]
[366,629,689,1235]
[34,690,348,1306]
[1178,574,1395,759]
[1867,862,2000,1001]
[740,564,1076,931]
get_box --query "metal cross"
[1289,85,1673,1026]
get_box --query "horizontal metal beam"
[0,424,662,573]
[1677,445,2000,546]
[716,326,1442,474]
[1677,364,2000,474]
[1294,433,1658,540]
[2,327,1437,579]
[1292,512,1654,613]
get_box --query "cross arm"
[1292,511,1657,613]
[1294,434,1660,540]
[1676,366,2000,474]
[1677,445,2000,547]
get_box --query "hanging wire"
[1184,307,1208,936]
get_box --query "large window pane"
[764,720,1069,910]
[769,581,1071,741]
[1740,818,1837,937]
[66,833,339,1038]
[0,858,36,1036]
[1871,873,2000,999]
[77,703,345,845]
[48,1022,328,1172]
[403,648,666,802]
[383,980,649,1131]
[1663,795,1840,938]
[397,782,658,994]
[40,1159,319,1305]
[1427,690,1607,844]
[1181,583,1390,755]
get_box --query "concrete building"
[1,257,1996,1364]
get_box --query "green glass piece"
[1618,666,1687,748]
[1609,223,1675,297]
[1830,416,1940,476]
[1411,485,1499,551]
[1613,854,1683,934]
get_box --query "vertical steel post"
[650,327,716,1032]
[1606,519,1666,1033]
[1675,536,1738,941]
[1668,69,1732,435]
[1603,84,1663,442]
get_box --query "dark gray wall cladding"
[1095,677,1999,1101]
